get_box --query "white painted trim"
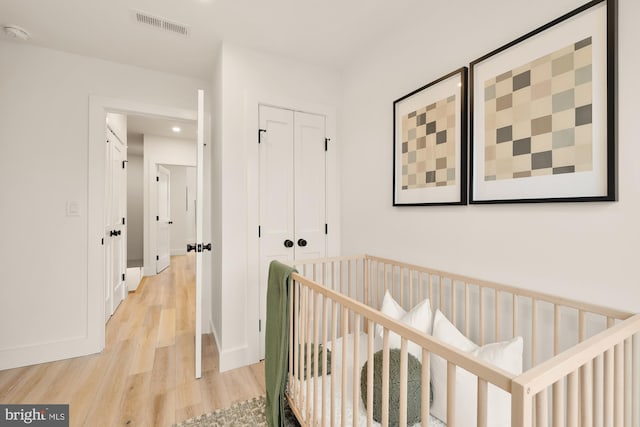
[245,90,340,366]
[89,94,198,360]
[218,344,251,373]
[0,336,94,370]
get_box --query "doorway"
[88,92,207,379]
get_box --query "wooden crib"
[284,254,640,427]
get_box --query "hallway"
[0,254,265,426]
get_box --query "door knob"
[168,221,173,224]
[284,239,294,248]
[297,238,307,247]
[116,230,121,236]
[187,243,196,252]
[110,229,119,237]
[203,243,212,251]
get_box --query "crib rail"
[287,271,515,427]
[287,255,639,427]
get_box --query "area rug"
[172,395,299,427]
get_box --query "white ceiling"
[126,115,197,156]
[0,0,432,80]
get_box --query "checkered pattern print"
[483,37,593,181]
[402,95,456,189]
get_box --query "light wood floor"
[0,254,266,426]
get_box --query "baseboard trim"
[209,318,249,372]
[0,336,101,371]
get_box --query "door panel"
[156,165,171,273]
[294,111,326,261]
[195,89,204,379]
[105,122,127,322]
[258,105,295,358]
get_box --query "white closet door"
[258,105,295,359]
[257,106,327,359]
[293,111,326,261]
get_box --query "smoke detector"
[3,25,31,41]
[131,10,191,37]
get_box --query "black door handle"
[117,230,121,236]
[284,239,294,248]
[187,243,197,252]
[203,243,212,251]
[110,229,121,237]
[168,221,173,224]
[297,238,307,247]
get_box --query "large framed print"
[393,67,468,206]
[469,0,616,203]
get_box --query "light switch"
[67,200,80,217]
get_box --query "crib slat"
[421,349,431,427]
[447,362,456,427]
[382,330,390,427]
[614,343,624,427]
[633,334,640,427]
[353,315,360,427]
[312,291,320,426]
[568,371,579,427]
[465,284,470,336]
[429,275,434,309]
[580,360,593,427]
[306,289,313,423]
[495,290,500,342]
[513,294,518,339]
[290,279,295,395]
[593,354,603,427]
[451,281,457,329]
[322,295,329,427]
[331,301,338,427]
[624,337,638,426]
[604,348,614,427]
[479,287,484,346]
[553,381,564,427]
[535,389,548,427]
[532,299,538,366]
[399,340,408,427]
[367,320,374,427]
[342,306,348,427]
[477,378,488,427]
[554,305,560,355]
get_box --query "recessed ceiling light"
[172,126,181,133]
[3,25,30,41]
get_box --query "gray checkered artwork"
[484,37,593,181]
[402,96,456,189]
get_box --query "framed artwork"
[469,0,616,203]
[393,67,468,206]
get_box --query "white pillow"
[375,290,432,360]
[430,309,523,427]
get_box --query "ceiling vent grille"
[131,10,190,37]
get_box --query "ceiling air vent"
[131,10,191,37]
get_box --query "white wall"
[142,135,195,275]
[211,43,342,370]
[0,40,209,369]
[340,0,640,315]
[127,151,144,264]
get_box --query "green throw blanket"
[265,260,297,427]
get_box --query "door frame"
[88,95,200,353]
[245,92,340,365]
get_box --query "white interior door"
[156,165,171,273]
[293,111,326,261]
[194,89,204,379]
[105,124,127,321]
[257,105,326,359]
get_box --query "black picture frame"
[469,0,616,204]
[393,67,468,206]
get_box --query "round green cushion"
[360,348,422,426]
